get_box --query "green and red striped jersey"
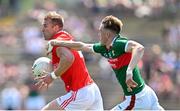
[93,34,145,96]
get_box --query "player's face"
[42,19,56,40]
[99,24,109,45]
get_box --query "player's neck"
[106,34,117,49]
[56,30,63,34]
[106,37,114,50]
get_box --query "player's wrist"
[50,72,58,80]
[126,67,133,76]
[49,40,55,46]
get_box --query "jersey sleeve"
[114,39,128,53]
[92,43,105,53]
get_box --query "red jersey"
[50,31,93,92]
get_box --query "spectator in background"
[0,82,22,110]
[174,51,180,84]
[24,79,46,110]
[22,26,44,59]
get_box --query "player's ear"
[54,25,60,31]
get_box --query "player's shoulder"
[114,34,128,44]
[60,30,71,36]
[57,30,73,40]
[112,35,129,50]
[93,42,107,53]
[118,34,128,41]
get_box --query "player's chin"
[44,37,50,40]
[43,34,51,40]
[100,41,105,45]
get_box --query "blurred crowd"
[0,0,179,110]
[81,0,179,18]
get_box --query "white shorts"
[56,83,103,110]
[111,85,164,110]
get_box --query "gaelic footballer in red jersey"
[35,11,103,110]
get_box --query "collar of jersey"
[49,30,73,41]
[110,34,120,47]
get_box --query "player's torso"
[51,32,93,92]
[95,36,145,95]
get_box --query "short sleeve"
[114,39,128,53]
[93,43,106,53]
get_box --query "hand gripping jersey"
[93,34,145,96]
[50,31,93,92]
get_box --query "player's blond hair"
[101,15,123,34]
[44,11,64,27]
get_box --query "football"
[32,57,53,78]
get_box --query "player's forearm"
[51,47,74,79]
[127,45,144,71]
[54,41,85,50]
[51,40,94,53]
[50,57,72,80]
[54,56,73,77]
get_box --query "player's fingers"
[127,85,132,92]
[127,79,137,88]
[34,77,43,81]
[42,70,49,75]
[38,82,44,89]
[35,80,42,86]
[129,80,138,87]
[34,77,41,81]
[34,76,45,80]
[38,81,47,89]
[130,84,137,88]
[45,83,49,90]
[126,80,133,87]
[132,81,138,87]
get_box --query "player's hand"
[35,71,54,90]
[49,40,59,46]
[46,40,59,55]
[126,69,138,92]
[46,41,54,55]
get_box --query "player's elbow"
[69,54,75,63]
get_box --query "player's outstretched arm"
[48,40,94,53]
